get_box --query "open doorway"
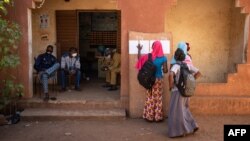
[55,10,121,100]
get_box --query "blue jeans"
[39,63,60,94]
[61,69,81,89]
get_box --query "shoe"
[75,87,81,91]
[43,95,49,102]
[155,119,164,123]
[108,86,118,91]
[50,97,57,101]
[193,127,199,133]
[60,88,66,92]
[144,118,154,123]
[102,84,112,88]
[169,134,186,138]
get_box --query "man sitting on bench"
[60,47,81,91]
[34,45,60,101]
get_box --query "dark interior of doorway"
[78,11,120,82]
[52,10,121,101]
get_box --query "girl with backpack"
[136,41,168,122]
[168,42,201,137]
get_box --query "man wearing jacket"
[34,45,60,101]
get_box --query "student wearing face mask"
[34,45,60,101]
[60,47,81,91]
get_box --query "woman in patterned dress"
[136,40,168,122]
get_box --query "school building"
[4,0,250,118]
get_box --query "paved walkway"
[0,115,249,141]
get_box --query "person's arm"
[109,53,120,70]
[194,71,201,80]
[189,65,201,80]
[75,57,81,70]
[169,71,175,90]
[137,44,143,60]
[34,55,42,72]
[61,56,66,69]
[51,55,57,65]
[168,64,179,91]
[170,64,173,69]
[163,59,168,73]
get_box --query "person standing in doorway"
[168,42,201,138]
[60,47,81,91]
[34,45,60,101]
[136,41,168,122]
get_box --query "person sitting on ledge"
[60,47,81,91]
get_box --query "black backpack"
[174,62,196,97]
[137,53,156,90]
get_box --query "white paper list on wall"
[129,40,150,54]
[129,40,170,54]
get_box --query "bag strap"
[148,53,153,61]
[173,61,183,85]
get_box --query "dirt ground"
[0,115,249,141]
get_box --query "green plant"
[0,0,23,111]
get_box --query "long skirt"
[143,79,163,121]
[167,90,198,137]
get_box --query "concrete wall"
[165,0,246,83]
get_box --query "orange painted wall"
[165,0,247,83]
[2,0,250,116]
[118,0,170,111]
[118,0,250,117]
[5,0,33,98]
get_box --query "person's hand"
[70,70,76,74]
[137,43,143,50]
[101,66,108,71]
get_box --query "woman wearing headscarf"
[170,42,193,66]
[168,42,201,138]
[136,40,168,122]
